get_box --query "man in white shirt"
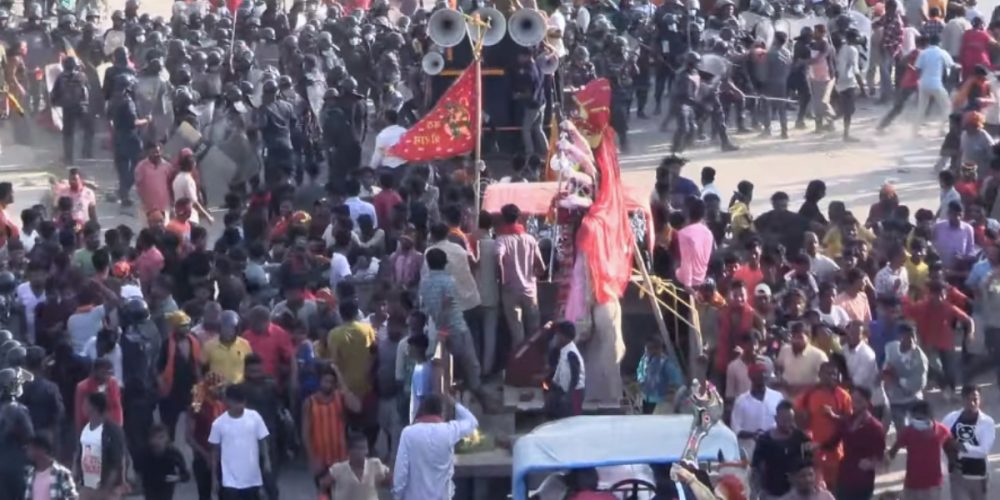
[873,245,909,300]
[834,34,861,142]
[941,385,995,499]
[731,363,784,458]
[843,322,887,414]
[776,323,829,396]
[327,228,353,290]
[803,232,840,283]
[344,179,378,229]
[208,385,271,499]
[421,223,481,313]
[942,8,971,58]
[700,166,721,200]
[913,34,956,135]
[393,393,478,500]
[15,262,46,344]
[369,109,408,170]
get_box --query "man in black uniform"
[0,367,33,500]
[321,87,357,191]
[49,56,93,165]
[652,13,686,115]
[109,74,148,207]
[256,78,297,184]
[18,3,52,114]
[605,37,638,151]
[566,46,597,89]
[103,47,135,104]
[119,298,161,462]
[50,14,80,51]
[666,52,701,153]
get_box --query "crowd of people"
[2,0,1000,498]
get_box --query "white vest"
[553,342,585,391]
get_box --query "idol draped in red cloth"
[573,79,635,304]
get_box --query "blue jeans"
[879,57,897,99]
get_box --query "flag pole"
[472,16,485,215]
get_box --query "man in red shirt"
[878,35,926,130]
[371,173,403,231]
[835,387,885,499]
[888,400,955,499]
[959,17,996,81]
[242,305,296,394]
[903,280,974,398]
[74,358,123,432]
[713,280,765,386]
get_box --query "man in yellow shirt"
[201,311,253,384]
[327,301,376,398]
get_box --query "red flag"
[389,63,479,162]
[570,78,611,148]
[574,81,634,304]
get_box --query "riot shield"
[103,29,125,57]
[220,132,261,185]
[44,63,63,131]
[194,72,223,100]
[134,75,164,117]
[698,54,729,81]
[740,12,775,47]
[192,100,216,139]
[257,43,280,69]
[778,15,826,40]
[23,31,56,74]
[197,145,238,206]
[163,121,203,161]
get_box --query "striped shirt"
[304,392,347,468]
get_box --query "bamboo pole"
[632,238,685,374]
[473,25,484,214]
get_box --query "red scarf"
[496,222,525,235]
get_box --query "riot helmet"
[683,51,702,66]
[0,272,15,295]
[261,79,279,94]
[26,2,41,21]
[122,297,150,324]
[224,83,243,103]
[0,368,24,398]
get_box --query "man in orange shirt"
[732,238,764,294]
[903,280,974,399]
[795,362,852,487]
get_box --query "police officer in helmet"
[50,56,94,165]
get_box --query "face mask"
[909,418,930,430]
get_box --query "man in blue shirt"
[913,34,956,135]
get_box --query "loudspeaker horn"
[467,7,507,47]
[422,51,445,75]
[538,52,559,75]
[428,8,467,48]
[508,9,546,47]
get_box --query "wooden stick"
[632,238,685,373]
[473,16,484,215]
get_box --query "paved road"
[6,0,1000,493]
[3,91,993,499]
